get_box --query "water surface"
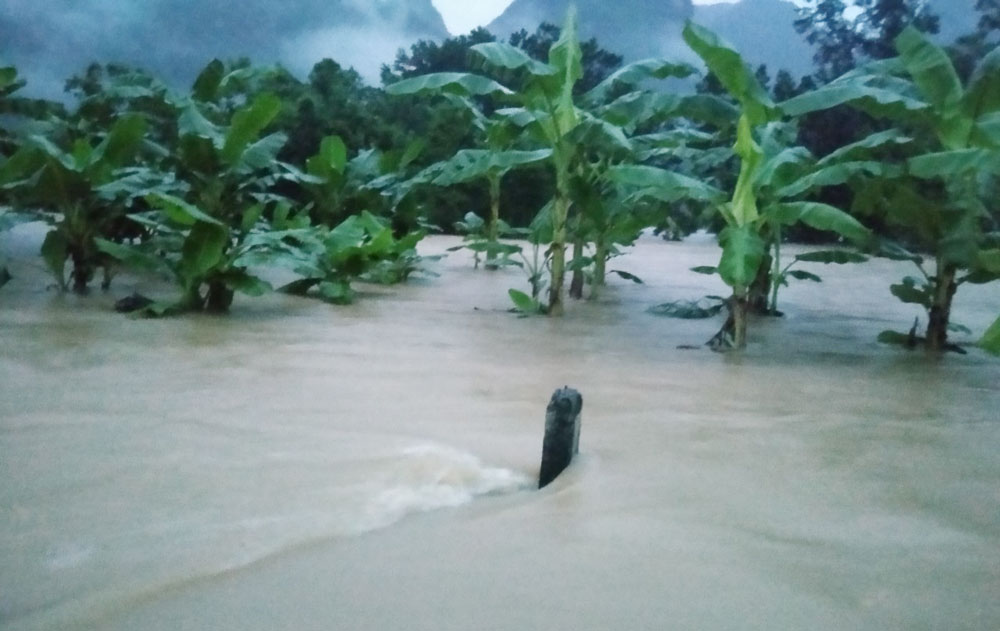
[2,227,998,630]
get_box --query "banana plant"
[413,143,550,269]
[280,135,422,228]
[0,113,147,292]
[508,201,555,315]
[449,210,526,269]
[97,60,298,313]
[386,8,588,315]
[277,210,433,305]
[783,27,1000,352]
[612,23,875,350]
[398,92,549,270]
[97,194,317,314]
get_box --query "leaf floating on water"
[609,270,643,284]
[877,330,912,346]
[787,270,822,282]
[648,297,726,319]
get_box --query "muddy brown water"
[2,224,998,630]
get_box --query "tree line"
[1,0,998,354]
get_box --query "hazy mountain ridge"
[489,0,980,81]
[0,0,449,99]
[487,0,695,61]
[0,0,983,101]
[692,0,815,78]
[691,0,980,79]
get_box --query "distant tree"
[794,0,938,81]
[61,62,172,145]
[950,0,1000,79]
[288,59,395,160]
[695,68,726,96]
[792,0,939,158]
[794,0,861,81]
[854,0,939,59]
[771,70,799,102]
[754,64,771,92]
[1,66,65,157]
[381,28,497,82]
[977,0,1000,35]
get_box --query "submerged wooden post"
[539,386,583,489]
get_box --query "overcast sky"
[432,0,743,34]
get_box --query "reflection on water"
[1,228,998,630]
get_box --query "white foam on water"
[362,443,534,531]
[1,440,530,631]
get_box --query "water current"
[1,225,998,630]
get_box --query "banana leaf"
[385,72,513,97]
[585,59,696,103]
[682,21,777,126]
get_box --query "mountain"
[484,0,981,88]
[0,0,450,100]
[691,0,981,80]
[692,0,815,78]
[487,0,694,61]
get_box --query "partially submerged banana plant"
[783,27,1000,352]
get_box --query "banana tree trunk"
[732,293,749,349]
[591,239,608,301]
[569,236,585,299]
[548,168,571,317]
[748,251,772,315]
[708,290,749,351]
[70,248,94,294]
[926,263,957,352]
[205,280,234,313]
[486,173,501,271]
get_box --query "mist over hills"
[0,0,449,100]
[691,0,979,79]
[692,0,815,78]
[490,0,978,81]
[487,0,694,61]
[0,0,983,102]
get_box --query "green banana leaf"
[609,164,725,203]
[178,221,229,285]
[418,149,551,186]
[964,47,1000,119]
[385,72,513,97]
[718,224,766,289]
[221,92,282,166]
[778,161,900,198]
[96,114,147,167]
[780,80,928,120]
[192,59,225,101]
[471,42,556,76]
[730,114,762,226]
[908,148,1000,178]
[682,21,777,126]
[585,59,696,103]
[816,129,913,167]
[769,201,873,245]
[548,7,583,137]
[147,193,225,227]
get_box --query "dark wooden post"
[539,386,583,489]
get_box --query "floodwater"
[1,225,998,630]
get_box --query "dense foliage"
[1,5,997,355]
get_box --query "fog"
[0,0,450,100]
